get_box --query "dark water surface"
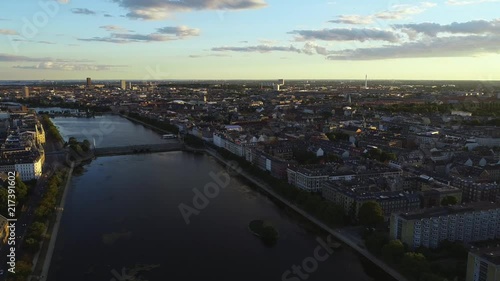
[48,116,393,281]
[52,115,167,147]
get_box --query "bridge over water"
[93,142,184,157]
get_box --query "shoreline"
[119,114,174,135]
[30,162,74,281]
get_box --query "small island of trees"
[248,220,279,246]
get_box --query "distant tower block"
[86,77,92,87]
[120,80,127,90]
[128,82,132,89]
[278,79,285,85]
[365,75,368,89]
[23,86,29,98]
[203,93,207,103]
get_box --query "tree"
[13,261,32,281]
[0,188,7,217]
[400,252,430,279]
[420,273,446,281]
[294,189,311,206]
[381,240,405,264]
[441,196,458,206]
[320,203,345,226]
[34,205,51,220]
[24,237,41,252]
[261,225,279,246]
[380,151,397,162]
[304,195,322,214]
[68,137,78,145]
[16,176,29,201]
[28,222,46,239]
[366,148,382,161]
[364,232,389,255]
[81,139,91,152]
[326,133,336,141]
[358,201,384,227]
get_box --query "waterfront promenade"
[32,162,74,281]
[120,114,173,135]
[204,148,410,281]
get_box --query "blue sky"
[0,0,499,80]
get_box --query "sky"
[0,0,499,80]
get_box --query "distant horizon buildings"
[86,77,93,89]
[274,79,285,91]
[23,86,29,98]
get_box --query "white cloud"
[100,25,131,32]
[289,28,400,42]
[302,42,329,55]
[113,0,267,20]
[0,29,18,35]
[374,2,437,20]
[329,15,374,25]
[329,2,436,26]
[212,44,302,53]
[13,62,126,71]
[80,25,200,43]
[157,26,200,37]
[446,0,500,5]
[327,34,500,60]
[393,19,500,37]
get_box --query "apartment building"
[466,247,500,281]
[323,180,421,218]
[0,151,44,181]
[287,165,331,192]
[391,202,500,249]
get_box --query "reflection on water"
[51,115,168,147]
[48,116,393,281]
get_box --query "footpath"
[30,162,74,281]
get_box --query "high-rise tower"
[23,86,29,98]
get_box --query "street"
[0,139,67,281]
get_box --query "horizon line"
[1,78,500,82]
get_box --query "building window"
[478,260,488,281]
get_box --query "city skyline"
[0,0,500,80]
